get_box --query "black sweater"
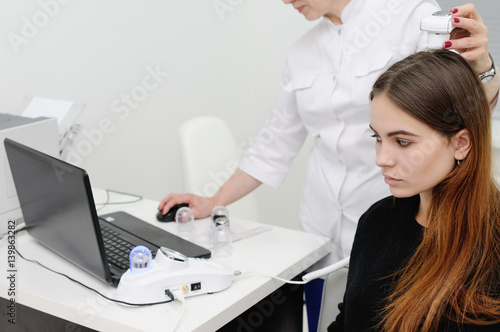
[328,195,500,331]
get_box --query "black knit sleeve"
[326,198,390,331]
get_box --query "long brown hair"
[370,50,500,331]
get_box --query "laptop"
[4,138,211,286]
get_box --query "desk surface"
[0,189,331,332]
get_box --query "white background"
[1,1,498,230]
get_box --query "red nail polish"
[453,17,460,24]
[444,41,452,48]
[450,8,458,14]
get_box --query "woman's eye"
[370,134,381,142]
[396,139,411,147]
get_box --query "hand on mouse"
[158,193,215,219]
[156,203,188,222]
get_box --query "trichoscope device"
[115,246,234,304]
[420,10,455,50]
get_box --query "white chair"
[178,116,259,221]
[317,265,349,331]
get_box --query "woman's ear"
[453,129,471,161]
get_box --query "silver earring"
[457,159,461,166]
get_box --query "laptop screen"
[4,138,112,283]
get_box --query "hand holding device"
[420,10,454,50]
[420,7,496,88]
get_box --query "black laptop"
[4,138,211,286]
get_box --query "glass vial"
[175,206,195,238]
[211,205,229,230]
[212,216,232,257]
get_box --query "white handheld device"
[115,246,234,304]
[301,256,350,282]
[420,10,455,50]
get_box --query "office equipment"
[20,96,85,155]
[4,138,211,286]
[0,188,331,332]
[0,113,59,225]
[157,203,189,222]
[115,246,234,304]
[22,97,75,135]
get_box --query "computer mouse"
[156,203,189,222]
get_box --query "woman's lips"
[383,175,401,185]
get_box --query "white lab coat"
[240,0,440,267]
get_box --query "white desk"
[0,189,331,332]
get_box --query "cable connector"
[165,289,184,302]
[165,289,175,301]
[171,289,185,302]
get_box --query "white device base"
[115,247,234,304]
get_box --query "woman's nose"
[375,144,396,168]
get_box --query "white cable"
[171,289,186,332]
[234,256,350,285]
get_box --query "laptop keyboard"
[100,225,136,270]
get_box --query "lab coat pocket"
[289,73,336,129]
[287,74,315,91]
[291,74,316,114]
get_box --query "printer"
[0,113,59,225]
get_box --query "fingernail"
[453,17,460,24]
[444,41,452,48]
[450,8,458,14]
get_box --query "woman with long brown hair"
[328,49,500,331]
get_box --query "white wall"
[0,1,314,229]
[2,1,499,231]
